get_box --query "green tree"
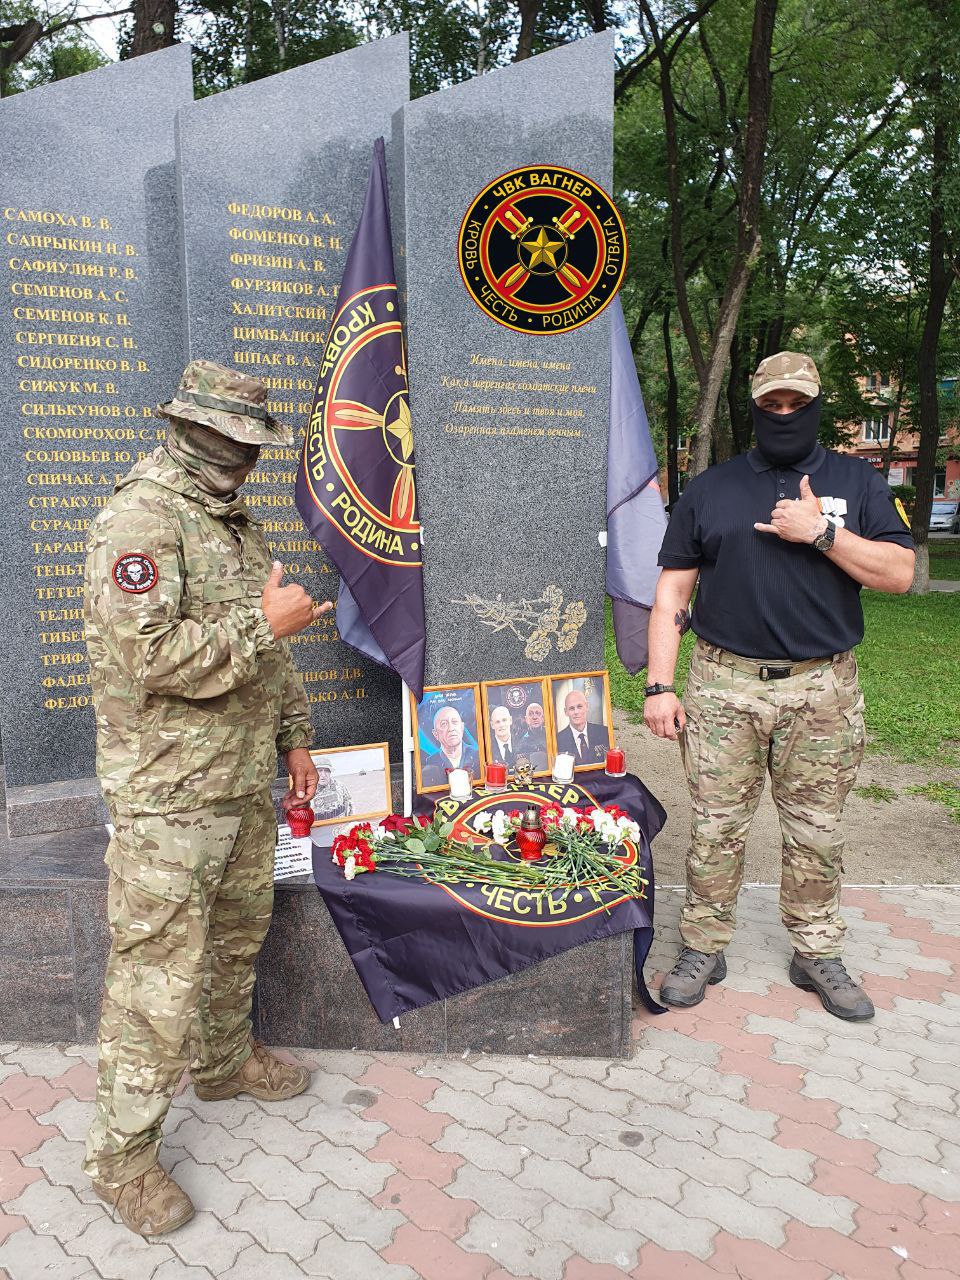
[1,2,116,96]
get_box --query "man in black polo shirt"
[645,352,914,1020]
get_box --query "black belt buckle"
[759,664,791,681]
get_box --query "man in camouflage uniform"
[645,353,914,1021]
[310,756,354,822]
[82,360,332,1236]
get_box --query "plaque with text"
[0,46,194,805]
[176,37,409,753]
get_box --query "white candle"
[448,768,472,800]
[552,753,575,783]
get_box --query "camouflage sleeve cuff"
[249,606,280,653]
[278,729,313,754]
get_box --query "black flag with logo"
[296,138,426,697]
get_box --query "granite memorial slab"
[176,35,409,754]
[403,33,616,686]
[0,46,194,833]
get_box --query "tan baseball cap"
[751,351,821,401]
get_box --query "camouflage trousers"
[679,641,866,959]
[83,790,276,1186]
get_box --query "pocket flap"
[106,846,192,902]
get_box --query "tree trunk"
[687,0,778,477]
[662,306,680,504]
[0,19,44,95]
[911,116,954,593]
[514,0,541,61]
[272,0,289,70]
[130,0,175,56]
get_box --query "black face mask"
[751,394,822,466]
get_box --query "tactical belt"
[696,639,844,682]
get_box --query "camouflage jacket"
[84,448,312,818]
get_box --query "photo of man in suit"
[554,689,610,765]
[489,705,518,768]
[518,702,548,769]
[420,703,480,788]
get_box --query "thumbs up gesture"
[261,561,333,639]
[754,473,827,544]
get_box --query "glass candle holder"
[552,752,575,783]
[485,761,507,791]
[605,747,626,777]
[448,768,472,801]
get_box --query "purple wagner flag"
[296,139,426,698]
[605,297,667,673]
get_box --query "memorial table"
[311,773,667,1035]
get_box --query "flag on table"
[296,138,426,698]
[605,298,667,674]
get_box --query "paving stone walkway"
[1,885,958,1280]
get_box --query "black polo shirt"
[658,445,914,661]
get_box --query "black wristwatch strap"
[644,683,676,698]
[813,517,837,552]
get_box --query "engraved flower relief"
[451,585,587,663]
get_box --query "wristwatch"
[812,516,837,552]
[644,683,676,698]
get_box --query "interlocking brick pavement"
[1,885,958,1279]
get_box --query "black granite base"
[0,820,634,1058]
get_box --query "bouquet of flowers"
[331,813,545,887]
[330,803,646,900]
[475,803,644,894]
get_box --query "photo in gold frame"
[546,671,614,771]
[295,743,391,828]
[409,683,484,794]
[480,677,552,778]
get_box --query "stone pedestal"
[0,816,634,1058]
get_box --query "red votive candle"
[286,806,314,838]
[605,748,626,777]
[486,761,507,790]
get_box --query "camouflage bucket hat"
[157,359,292,446]
[751,351,821,401]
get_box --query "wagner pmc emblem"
[458,166,627,334]
[299,285,421,568]
[111,552,158,594]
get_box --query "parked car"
[929,500,960,534]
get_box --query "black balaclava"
[165,418,260,498]
[750,393,822,466]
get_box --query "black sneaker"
[789,952,875,1021]
[660,947,727,1008]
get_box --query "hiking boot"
[93,1165,194,1237]
[660,947,727,1008]
[193,1038,311,1102]
[789,952,875,1021]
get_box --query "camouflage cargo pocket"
[832,662,866,803]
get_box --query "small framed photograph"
[547,671,614,771]
[298,743,391,828]
[410,683,484,794]
[481,678,551,777]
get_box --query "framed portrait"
[296,743,391,828]
[547,671,614,771]
[410,683,484,795]
[481,677,551,778]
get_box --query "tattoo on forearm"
[674,609,690,636]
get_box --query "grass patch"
[906,782,960,823]
[928,538,960,581]
[855,783,898,803]
[606,591,960,766]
